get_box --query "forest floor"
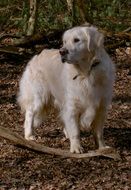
[0,45,131,189]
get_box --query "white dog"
[17,26,115,153]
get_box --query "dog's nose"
[59,48,68,56]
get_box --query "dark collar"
[73,74,79,80]
[73,59,101,80]
[91,59,100,69]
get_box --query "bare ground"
[0,47,131,190]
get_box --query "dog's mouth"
[61,57,71,64]
[60,54,71,64]
[61,57,67,63]
[63,59,74,64]
[61,56,77,64]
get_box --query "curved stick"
[0,126,120,160]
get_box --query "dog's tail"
[17,55,38,113]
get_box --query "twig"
[123,27,131,33]
[0,126,120,160]
[0,34,22,42]
[100,29,131,39]
[0,5,22,11]
[122,119,131,126]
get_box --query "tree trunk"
[77,0,92,24]
[77,0,86,23]
[22,1,29,35]
[26,0,37,36]
[66,0,75,26]
[66,0,73,12]
[66,0,92,26]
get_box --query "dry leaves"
[0,47,131,189]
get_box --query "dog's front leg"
[24,108,35,140]
[92,105,109,150]
[62,106,83,153]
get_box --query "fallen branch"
[13,29,63,48]
[0,126,120,160]
[0,34,22,41]
[0,46,21,55]
[0,29,63,48]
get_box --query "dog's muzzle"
[59,48,69,63]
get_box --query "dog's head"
[59,26,104,64]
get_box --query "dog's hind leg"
[92,104,109,149]
[24,107,35,140]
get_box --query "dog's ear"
[85,26,104,52]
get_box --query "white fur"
[17,26,115,153]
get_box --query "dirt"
[0,47,131,190]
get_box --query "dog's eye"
[74,38,80,43]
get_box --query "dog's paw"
[70,139,83,154]
[98,145,111,150]
[63,128,69,139]
[25,135,36,141]
[97,145,113,154]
